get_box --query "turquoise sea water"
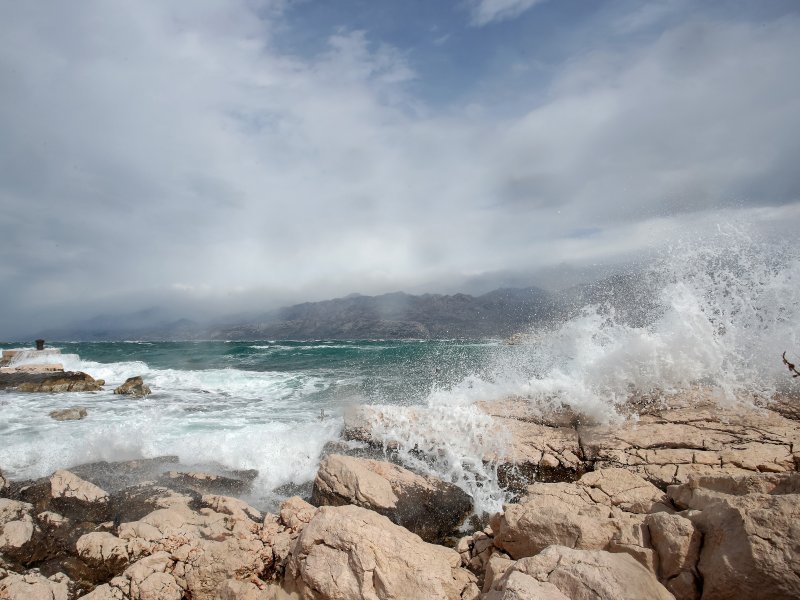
[0,339,505,510]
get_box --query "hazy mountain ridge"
[29,275,656,342]
[212,288,559,340]
[31,287,559,341]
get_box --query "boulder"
[113,376,151,397]
[484,545,674,600]
[284,504,476,600]
[279,496,316,533]
[50,470,109,504]
[49,470,110,523]
[76,531,131,579]
[668,472,800,600]
[0,499,35,554]
[311,454,472,543]
[645,512,701,600]
[0,571,71,600]
[0,470,7,496]
[49,406,87,421]
[201,494,262,523]
[80,552,183,600]
[0,371,102,393]
[523,468,669,514]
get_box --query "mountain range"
[32,273,654,341]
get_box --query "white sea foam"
[0,357,340,510]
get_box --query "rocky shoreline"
[1,389,799,599]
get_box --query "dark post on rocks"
[35,339,46,351]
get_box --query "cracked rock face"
[490,473,659,572]
[284,504,477,600]
[484,545,675,600]
[50,471,109,505]
[311,454,473,544]
[579,391,800,487]
[668,473,800,600]
[76,493,275,600]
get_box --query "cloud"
[467,0,548,26]
[0,2,798,336]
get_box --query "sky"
[1,0,799,337]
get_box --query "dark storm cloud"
[0,0,799,336]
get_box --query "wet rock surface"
[345,389,800,495]
[311,454,472,544]
[0,371,102,393]
[49,407,88,421]
[112,377,151,397]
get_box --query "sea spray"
[353,223,800,513]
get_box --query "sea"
[1,225,798,514]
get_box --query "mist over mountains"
[27,274,656,342]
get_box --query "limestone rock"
[645,512,701,596]
[201,494,261,523]
[76,531,131,575]
[0,499,35,552]
[284,504,475,600]
[50,470,109,504]
[113,376,151,397]
[49,406,87,421]
[0,571,71,600]
[668,472,800,600]
[311,454,472,543]
[112,495,274,600]
[485,545,674,600]
[219,579,286,599]
[491,470,658,570]
[279,496,316,532]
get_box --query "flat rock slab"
[580,391,800,487]
[485,546,674,600]
[0,363,64,374]
[0,371,102,393]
